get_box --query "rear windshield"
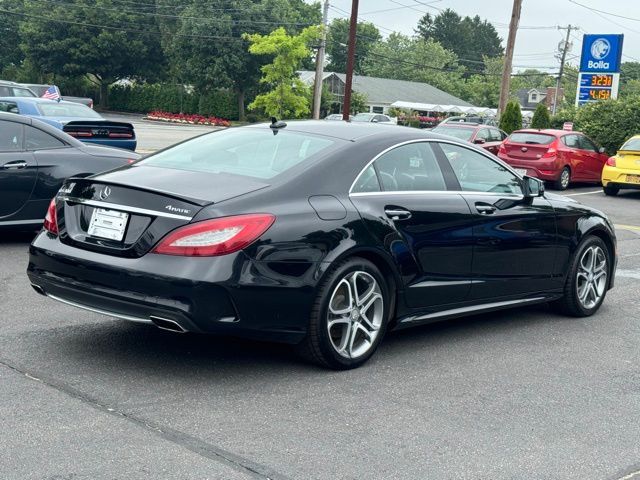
[620,138,640,151]
[139,128,337,180]
[508,133,555,145]
[37,102,101,118]
[432,126,475,141]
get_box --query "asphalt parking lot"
[2,123,640,479]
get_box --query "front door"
[434,141,557,300]
[350,141,474,308]
[0,120,38,219]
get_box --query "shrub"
[530,103,551,129]
[108,83,239,120]
[550,106,577,129]
[499,100,522,134]
[575,96,640,154]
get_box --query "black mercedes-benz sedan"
[0,112,139,229]
[27,121,617,369]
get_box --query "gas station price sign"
[581,74,614,87]
[576,34,623,107]
[577,72,619,105]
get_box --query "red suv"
[431,123,507,155]
[498,129,609,190]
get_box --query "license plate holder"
[626,174,640,184]
[87,208,129,241]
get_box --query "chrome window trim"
[350,190,525,199]
[58,196,193,221]
[348,138,526,196]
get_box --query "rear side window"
[352,142,447,193]
[25,126,65,150]
[12,87,36,97]
[140,128,336,180]
[0,122,23,151]
[621,138,640,151]
[508,133,555,145]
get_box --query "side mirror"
[371,118,379,123]
[473,138,486,145]
[522,175,544,198]
[599,147,605,153]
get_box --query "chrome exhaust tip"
[149,316,187,333]
[31,284,46,296]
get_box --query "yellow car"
[602,135,640,195]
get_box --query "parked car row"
[0,79,94,107]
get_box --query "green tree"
[459,56,503,107]
[575,96,640,154]
[499,100,522,134]
[163,0,320,120]
[530,103,551,129]
[326,19,381,74]
[245,26,321,118]
[361,33,464,96]
[0,0,26,76]
[416,9,503,72]
[349,91,368,114]
[19,0,165,107]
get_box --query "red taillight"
[606,156,616,167]
[43,198,58,235]
[153,214,275,257]
[127,159,136,164]
[541,140,559,158]
[67,131,92,137]
[108,132,133,138]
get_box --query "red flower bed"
[147,111,230,127]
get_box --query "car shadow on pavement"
[0,229,38,244]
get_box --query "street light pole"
[342,0,359,121]
[312,0,330,120]
[553,25,573,115]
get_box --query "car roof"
[0,80,23,86]
[513,129,573,136]
[435,123,480,128]
[0,96,78,106]
[245,120,471,143]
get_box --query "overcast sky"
[320,0,640,71]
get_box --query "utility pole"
[498,0,522,116]
[312,0,330,120]
[553,25,573,115]
[342,0,359,121]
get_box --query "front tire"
[554,167,571,190]
[296,258,390,369]
[552,236,610,317]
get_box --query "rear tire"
[603,185,619,196]
[552,236,610,317]
[554,167,571,190]
[296,258,391,370]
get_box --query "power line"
[567,0,640,35]
[568,0,640,23]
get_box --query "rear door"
[435,142,557,300]
[561,134,588,179]
[0,120,38,219]
[350,141,474,308]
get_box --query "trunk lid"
[615,151,640,171]
[504,132,557,160]
[63,120,135,141]
[56,167,270,257]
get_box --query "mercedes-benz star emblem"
[99,186,111,200]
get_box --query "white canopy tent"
[390,101,497,116]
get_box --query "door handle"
[2,160,27,170]
[385,208,412,220]
[475,203,496,215]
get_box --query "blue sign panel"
[579,34,624,73]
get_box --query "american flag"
[41,85,60,100]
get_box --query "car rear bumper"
[27,232,316,343]
[497,155,560,180]
[602,166,640,188]
[80,138,137,151]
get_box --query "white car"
[351,113,394,124]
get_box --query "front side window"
[489,129,503,142]
[357,142,447,192]
[432,126,475,142]
[577,135,597,152]
[141,128,336,180]
[12,87,36,97]
[562,134,579,149]
[439,143,522,195]
[25,126,66,150]
[0,101,19,114]
[0,122,23,152]
[476,129,490,141]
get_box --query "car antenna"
[270,117,287,134]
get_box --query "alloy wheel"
[576,245,608,309]
[560,169,570,189]
[327,271,384,359]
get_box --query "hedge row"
[108,84,239,120]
